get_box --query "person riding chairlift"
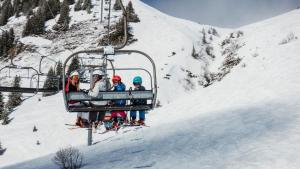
[103,75,127,130]
[65,71,85,127]
[88,70,110,127]
[130,76,147,125]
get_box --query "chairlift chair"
[63,48,157,112]
[0,65,59,93]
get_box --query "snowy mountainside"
[1,0,300,169]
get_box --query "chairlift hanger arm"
[39,55,59,74]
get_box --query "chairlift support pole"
[107,0,112,45]
[100,0,103,23]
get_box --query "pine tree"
[22,9,45,36]
[0,31,9,58]
[0,0,14,26]
[110,17,131,44]
[53,0,70,31]
[67,56,80,76]
[74,0,83,11]
[191,45,198,59]
[0,29,14,59]
[40,0,60,21]
[21,0,38,15]
[1,107,10,125]
[82,0,92,12]
[42,67,57,96]
[33,125,38,132]
[99,17,133,46]
[126,1,140,22]
[67,0,75,5]
[56,60,63,90]
[7,28,14,49]
[0,36,4,59]
[113,0,121,10]
[0,92,4,120]
[126,1,134,13]
[202,28,208,44]
[13,0,22,17]
[0,140,6,155]
[6,76,22,112]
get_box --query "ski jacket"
[131,85,147,105]
[112,82,126,106]
[65,77,79,104]
[88,79,108,105]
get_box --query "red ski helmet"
[112,75,121,83]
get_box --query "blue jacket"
[113,82,126,106]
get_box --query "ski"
[65,123,77,126]
[68,126,81,130]
[122,123,150,127]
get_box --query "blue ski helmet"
[133,76,142,84]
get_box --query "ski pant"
[111,111,127,123]
[130,111,145,121]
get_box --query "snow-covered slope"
[1,0,300,168]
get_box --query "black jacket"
[131,86,147,105]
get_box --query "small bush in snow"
[208,27,219,37]
[33,125,38,132]
[0,141,7,155]
[279,32,298,45]
[52,146,84,169]
[205,46,215,59]
[230,31,244,38]
[155,100,162,108]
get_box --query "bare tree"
[52,146,84,169]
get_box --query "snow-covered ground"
[1,0,300,168]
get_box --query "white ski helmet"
[70,71,79,77]
[93,70,105,76]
